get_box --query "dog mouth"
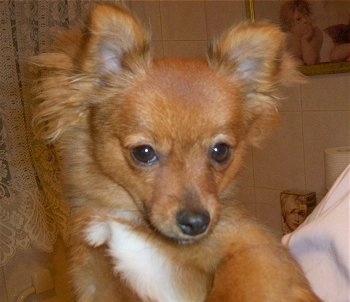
[174,232,210,245]
[147,208,212,245]
[162,231,208,245]
[175,237,197,245]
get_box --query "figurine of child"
[280,0,323,65]
[281,195,307,234]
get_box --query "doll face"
[291,9,312,35]
[284,198,307,231]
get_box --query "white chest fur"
[85,219,199,302]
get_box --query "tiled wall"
[127,1,246,59]
[236,74,349,234]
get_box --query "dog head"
[32,4,300,243]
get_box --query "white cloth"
[282,165,350,302]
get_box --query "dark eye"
[131,145,158,166]
[210,143,232,164]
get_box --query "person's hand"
[292,22,312,40]
[301,24,313,41]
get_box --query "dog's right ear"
[80,4,151,76]
[32,5,151,143]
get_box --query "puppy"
[32,4,321,302]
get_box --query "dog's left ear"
[208,22,302,146]
[80,4,151,76]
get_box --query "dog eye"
[210,143,232,164]
[131,145,158,165]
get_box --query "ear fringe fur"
[80,4,151,75]
[208,21,304,146]
[208,21,304,93]
[31,52,87,143]
[31,4,151,144]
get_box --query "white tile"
[127,1,163,41]
[238,145,254,187]
[235,186,256,217]
[278,85,302,112]
[301,73,350,111]
[152,41,164,58]
[205,1,245,39]
[253,112,306,190]
[163,40,207,58]
[255,188,284,236]
[160,1,207,41]
[253,0,281,24]
[303,111,350,197]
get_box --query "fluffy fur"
[32,4,320,302]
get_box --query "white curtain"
[0,0,121,267]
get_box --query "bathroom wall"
[1,1,349,301]
[236,73,349,234]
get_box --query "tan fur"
[32,4,320,302]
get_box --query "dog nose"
[176,210,210,236]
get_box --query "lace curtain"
[0,0,121,267]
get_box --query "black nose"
[176,210,210,236]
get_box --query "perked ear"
[32,5,151,143]
[80,4,151,75]
[208,22,303,146]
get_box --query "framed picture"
[245,0,350,75]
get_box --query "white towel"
[282,164,350,302]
